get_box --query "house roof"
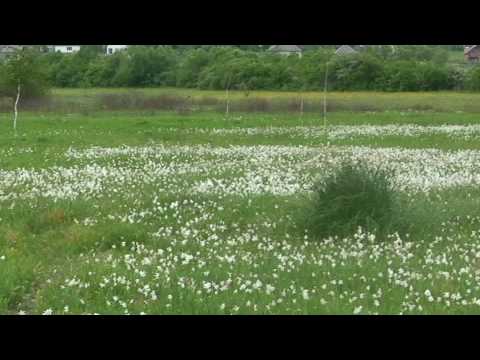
[465,45,479,55]
[268,45,303,53]
[335,45,358,55]
[0,45,23,53]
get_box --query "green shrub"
[31,45,466,91]
[307,161,401,240]
[466,66,480,91]
[0,49,50,98]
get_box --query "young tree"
[0,49,49,134]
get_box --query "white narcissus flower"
[353,306,363,315]
[253,280,263,289]
[266,285,275,295]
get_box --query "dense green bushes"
[465,66,480,91]
[306,162,403,240]
[0,49,50,99]
[2,45,480,92]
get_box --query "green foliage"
[43,51,90,87]
[465,66,480,91]
[307,162,401,240]
[330,53,384,91]
[391,45,449,64]
[119,46,178,86]
[176,48,213,87]
[417,63,452,91]
[83,56,118,87]
[0,49,50,98]
[376,61,453,92]
[4,45,472,92]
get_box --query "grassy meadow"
[2,89,480,315]
[4,88,480,114]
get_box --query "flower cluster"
[178,124,480,141]
[35,206,480,315]
[2,143,480,204]
[4,122,480,315]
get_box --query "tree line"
[2,45,480,94]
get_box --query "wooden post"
[226,87,230,117]
[300,95,304,117]
[13,82,21,135]
[225,75,232,118]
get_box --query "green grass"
[1,91,480,314]
[29,88,480,113]
[1,111,480,154]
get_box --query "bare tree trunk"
[323,62,329,131]
[14,82,21,135]
[300,95,304,117]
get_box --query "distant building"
[465,45,480,63]
[53,46,81,54]
[335,45,369,56]
[0,45,51,59]
[0,45,23,59]
[106,45,128,55]
[335,45,357,55]
[268,45,303,58]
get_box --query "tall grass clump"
[307,161,402,240]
